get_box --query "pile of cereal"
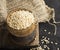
[7,10,35,30]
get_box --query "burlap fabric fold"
[0,0,55,24]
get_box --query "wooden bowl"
[6,8,36,37]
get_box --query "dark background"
[39,0,60,50]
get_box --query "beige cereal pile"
[7,10,35,30]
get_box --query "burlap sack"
[0,0,55,24]
[0,0,7,25]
